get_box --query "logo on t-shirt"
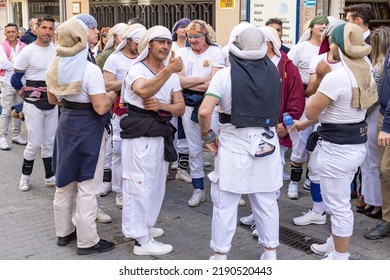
[202,60,211,68]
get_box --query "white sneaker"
[175,169,192,183]
[97,207,112,223]
[0,137,10,150]
[287,181,299,199]
[238,198,246,207]
[240,214,254,226]
[100,181,112,196]
[321,252,349,260]
[310,237,334,255]
[209,254,227,260]
[149,227,164,238]
[293,209,326,226]
[19,176,30,191]
[283,170,290,181]
[260,250,277,260]
[116,193,123,209]
[171,161,178,170]
[251,228,259,238]
[303,179,311,192]
[188,189,206,207]
[44,176,56,187]
[203,161,211,167]
[133,240,173,256]
[12,135,27,145]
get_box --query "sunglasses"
[188,34,205,39]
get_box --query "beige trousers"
[53,132,106,248]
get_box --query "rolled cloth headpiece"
[259,26,281,57]
[331,23,376,109]
[115,24,147,53]
[185,20,217,46]
[229,23,267,60]
[133,25,172,65]
[298,15,329,43]
[319,19,346,54]
[47,18,89,96]
[309,15,329,28]
[104,23,128,51]
[331,23,371,58]
[74,13,97,29]
[172,18,191,41]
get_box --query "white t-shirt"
[123,62,181,108]
[63,62,106,103]
[206,67,231,114]
[317,66,367,124]
[103,51,135,81]
[309,53,342,74]
[14,43,56,81]
[288,41,319,85]
[0,42,24,85]
[176,45,225,78]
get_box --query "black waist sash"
[318,121,368,144]
[120,104,177,162]
[24,80,55,110]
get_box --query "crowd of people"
[0,2,389,259]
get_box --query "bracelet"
[202,129,217,144]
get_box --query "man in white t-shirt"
[103,23,146,209]
[199,23,282,260]
[0,23,27,150]
[11,16,57,192]
[121,26,184,256]
[176,20,225,207]
[286,15,328,199]
[293,23,374,260]
[47,17,116,255]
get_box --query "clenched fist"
[167,50,183,74]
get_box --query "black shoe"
[77,239,115,255]
[57,230,77,246]
[364,220,390,240]
[356,205,374,214]
[364,209,383,219]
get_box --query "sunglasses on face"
[188,34,205,39]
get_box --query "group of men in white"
[1,2,389,259]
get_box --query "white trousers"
[210,183,279,253]
[22,102,58,160]
[103,132,112,170]
[181,105,218,179]
[121,136,168,244]
[290,111,312,164]
[361,105,382,206]
[0,82,22,138]
[318,141,366,237]
[53,133,106,248]
[112,114,124,193]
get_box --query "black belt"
[62,100,93,110]
[219,112,231,124]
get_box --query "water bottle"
[283,112,299,144]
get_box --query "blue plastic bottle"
[283,112,299,143]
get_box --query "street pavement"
[0,129,389,260]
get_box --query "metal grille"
[279,226,324,253]
[242,224,325,254]
[90,0,214,30]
